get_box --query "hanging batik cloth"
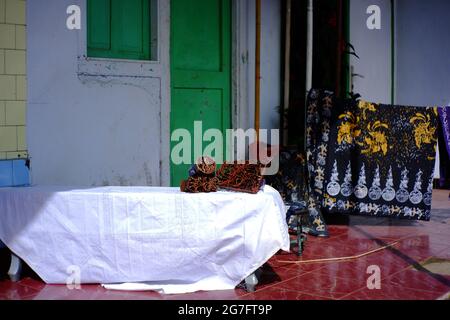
[306,89,439,221]
[437,106,450,188]
[305,89,334,232]
[265,147,329,237]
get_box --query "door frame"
[231,0,252,132]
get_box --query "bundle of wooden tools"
[180,158,265,194]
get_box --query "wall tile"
[0,0,6,23]
[16,75,25,100]
[0,23,15,49]
[15,24,25,49]
[6,150,26,159]
[0,101,5,125]
[0,74,15,99]
[5,49,25,74]
[16,125,25,150]
[5,0,25,25]
[0,126,17,151]
[0,49,4,73]
[5,100,25,125]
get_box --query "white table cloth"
[0,185,289,294]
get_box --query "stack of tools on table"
[180,156,219,193]
[216,162,264,194]
[180,158,265,194]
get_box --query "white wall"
[394,0,450,178]
[395,0,450,106]
[27,0,171,186]
[350,0,450,106]
[349,0,392,104]
[349,0,448,178]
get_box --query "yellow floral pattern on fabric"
[337,112,361,145]
[358,121,389,155]
[358,100,377,120]
[410,113,437,149]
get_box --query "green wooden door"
[170,0,231,186]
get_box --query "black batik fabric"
[304,89,334,231]
[265,147,329,236]
[306,89,439,221]
[265,148,308,205]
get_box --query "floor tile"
[341,285,444,300]
[30,284,166,300]
[17,277,46,291]
[275,269,366,299]
[240,287,332,300]
[0,281,40,300]
[166,289,245,300]
[387,269,450,294]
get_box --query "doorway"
[283,0,350,148]
[170,0,232,186]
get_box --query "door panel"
[170,0,231,186]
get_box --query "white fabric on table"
[0,185,289,294]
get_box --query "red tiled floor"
[356,250,413,279]
[340,285,445,300]
[387,269,450,294]
[314,259,392,283]
[239,287,331,300]
[274,268,367,299]
[300,237,386,260]
[166,289,247,300]
[0,281,40,300]
[30,285,166,300]
[0,190,449,300]
[17,277,46,291]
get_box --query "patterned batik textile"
[304,89,335,234]
[265,147,329,237]
[438,107,450,188]
[306,89,439,221]
[265,148,308,205]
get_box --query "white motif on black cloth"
[423,175,433,206]
[382,166,396,202]
[354,163,368,199]
[368,165,382,201]
[395,168,410,203]
[341,161,354,197]
[409,170,423,205]
[327,160,341,196]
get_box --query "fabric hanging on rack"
[438,106,450,188]
[305,89,335,229]
[265,148,308,205]
[306,89,439,221]
[265,148,329,237]
[438,106,450,157]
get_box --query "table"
[0,185,289,294]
